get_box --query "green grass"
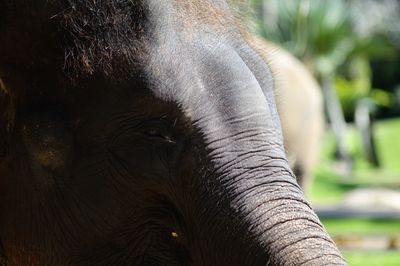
[320,218,400,265]
[375,119,400,171]
[343,251,400,266]
[321,218,400,235]
[309,166,354,205]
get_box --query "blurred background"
[247,0,400,265]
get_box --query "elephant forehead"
[0,0,231,77]
[143,2,276,129]
[148,39,268,116]
[145,37,283,164]
[56,0,237,79]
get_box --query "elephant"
[248,38,325,192]
[0,0,345,265]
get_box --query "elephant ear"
[234,37,283,136]
[0,77,13,158]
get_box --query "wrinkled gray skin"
[0,0,345,265]
[249,38,325,193]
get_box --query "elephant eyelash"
[144,129,177,144]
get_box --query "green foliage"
[335,78,394,120]
[250,0,398,118]
[335,76,368,119]
[334,54,395,120]
[252,0,354,76]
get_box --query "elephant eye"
[144,128,176,144]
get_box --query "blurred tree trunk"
[321,75,352,176]
[355,100,380,167]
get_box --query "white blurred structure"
[351,0,400,46]
[342,188,400,211]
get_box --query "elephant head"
[0,0,346,265]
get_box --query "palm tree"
[252,0,354,173]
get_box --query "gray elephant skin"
[249,38,324,192]
[0,0,345,265]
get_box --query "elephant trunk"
[192,129,346,264]
[192,96,345,265]
[170,42,346,264]
[202,136,346,265]
[236,171,346,265]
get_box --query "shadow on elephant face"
[0,0,346,265]
[0,71,271,265]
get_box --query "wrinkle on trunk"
[235,175,347,265]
